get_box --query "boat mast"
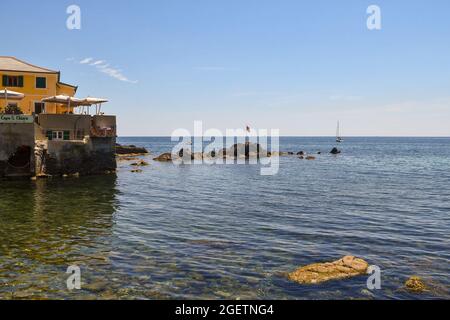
[337,121,340,139]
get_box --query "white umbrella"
[80,97,108,105]
[42,95,84,113]
[79,97,109,115]
[0,89,25,100]
[42,95,84,105]
[1,89,24,111]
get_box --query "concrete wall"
[0,122,35,178]
[41,136,116,176]
[36,114,91,140]
[36,114,117,140]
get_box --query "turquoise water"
[0,137,449,299]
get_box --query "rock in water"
[297,151,305,156]
[405,276,427,293]
[228,142,267,158]
[130,160,149,166]
[288,256,369,284]
[306,156,316,160]
[116,144,149,156]
[191,152,204,160]
[153,153,172,162]
[330,147,341,155]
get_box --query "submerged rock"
[288,256,369,284]
[405,276,427,293]
[62,172,80,178]
[153,153,172,162]
[270,151,291,157]
[330,147,341,155]
[305,156,316,160]
[130,160,149,167]
[116,144,149,156]
[117,156,139,162]
[35,173,51,179]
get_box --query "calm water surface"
[0,137,449,299]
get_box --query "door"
[34,102,45,114]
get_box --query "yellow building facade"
[0,56,77,114]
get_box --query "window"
[36,77,46,89]
[52,131,64,140]
[2,75,24,87]
[46,131,70,141]
[34,102,45,114]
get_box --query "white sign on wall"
[0,114,34,124]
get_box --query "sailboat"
[336,121,343,143]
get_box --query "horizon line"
[117,135,450,138]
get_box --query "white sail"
[336,121,343,142]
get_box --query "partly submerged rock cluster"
[153,142,342,162]
[288,256,369,284]
[287,256,434,295]
[153,142,268,162]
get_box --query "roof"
[0,56,58,74]
[57,81,78,89]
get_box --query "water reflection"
[0,175,118,299]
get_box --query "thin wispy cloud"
[80,57,94,64]
[77,57,138,83]
[90,60,105,66]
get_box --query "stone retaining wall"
[0,122,35,178]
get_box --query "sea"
[0,137,448,299]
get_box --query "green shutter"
[36,77,46,88]
[63,131,70,140]
[46,131,53,141]
[2,75,7,86]
[18,76,24,87]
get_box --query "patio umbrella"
[1,89,24,109]
[42,95,84,113]
[79,97,108,115]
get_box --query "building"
[0,56,77,114]
[0,57,117,179]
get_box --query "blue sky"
[2,0,450,136]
